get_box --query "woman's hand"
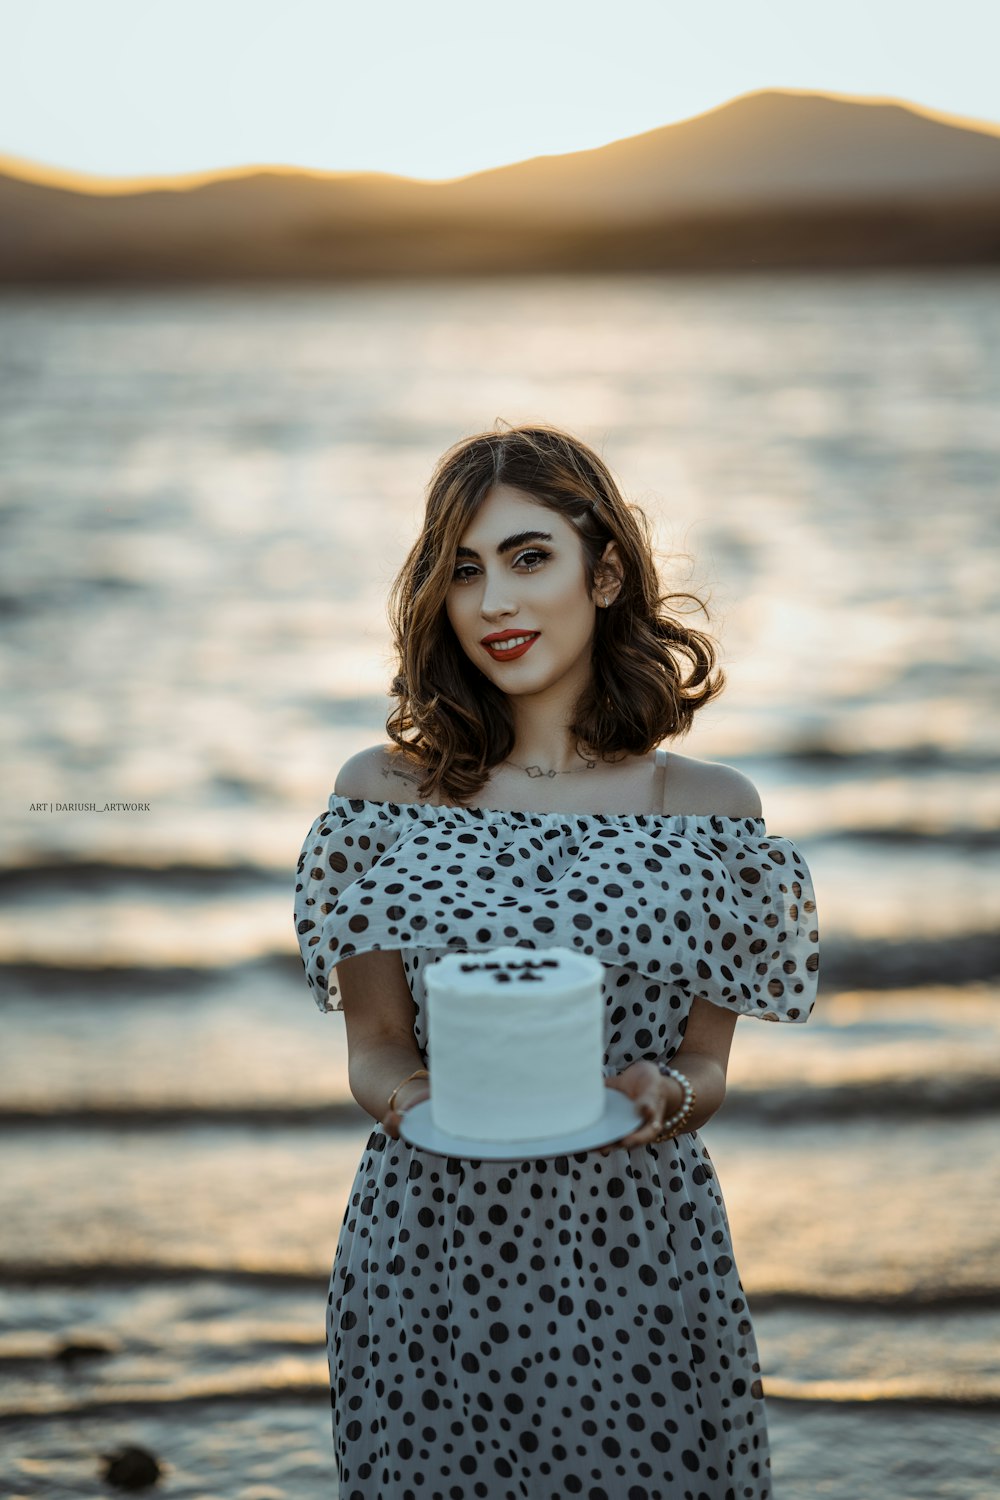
[380,1075,431,1141]
[597,1060,683,1155]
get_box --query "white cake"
[424,946,605,1141]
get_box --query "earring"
[602,595,609,607]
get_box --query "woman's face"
[445,484,618,697]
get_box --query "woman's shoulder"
[333,743,427,804]
[333,743,763,820]
[661,750,763,818]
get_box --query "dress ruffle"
[294,794,820,1024]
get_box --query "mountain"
[1,88,999,282]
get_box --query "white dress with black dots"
[293,791,820,1500]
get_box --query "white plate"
[398,1089,643,1161]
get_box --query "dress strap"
[652,746,668,814]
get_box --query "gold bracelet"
[387,1068,429,1115]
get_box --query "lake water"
[1,271,998,1498]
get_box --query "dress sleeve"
[665,823,820,1025]
[293,797,403,1014]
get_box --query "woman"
[294,422,820,1500]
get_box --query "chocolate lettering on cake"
[458,958,560,984]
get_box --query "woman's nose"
[479,573,515,617]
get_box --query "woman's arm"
[601,995,739,1153]
[338,947,430,1137]
[351,1039,431,1139]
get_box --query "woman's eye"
[451,549,551,582]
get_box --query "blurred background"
[1,2,999,1496]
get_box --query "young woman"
[294,423,820,1500]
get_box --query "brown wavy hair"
[385,421,725,804]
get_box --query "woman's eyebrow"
[455,529,554,560]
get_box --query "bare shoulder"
[333,743,425,803]
[664,751,763,818]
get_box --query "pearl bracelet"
[651,1063,696,1141]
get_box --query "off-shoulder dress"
[293,763,820,1500]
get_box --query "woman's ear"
[593,542,624,604]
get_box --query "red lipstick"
[481,630,540,661]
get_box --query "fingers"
[598,1093,662,1155]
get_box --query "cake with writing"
[423,946,605,1141]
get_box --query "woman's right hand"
[380,1076,431,1140]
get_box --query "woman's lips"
[482,632,540,661]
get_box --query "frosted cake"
[423,946,605,1141]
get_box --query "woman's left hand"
[597,1060,682,1155]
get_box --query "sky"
[2,0,998,183]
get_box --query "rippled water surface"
[1,272,998,1498]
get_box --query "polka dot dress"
[294,794,820,1500]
